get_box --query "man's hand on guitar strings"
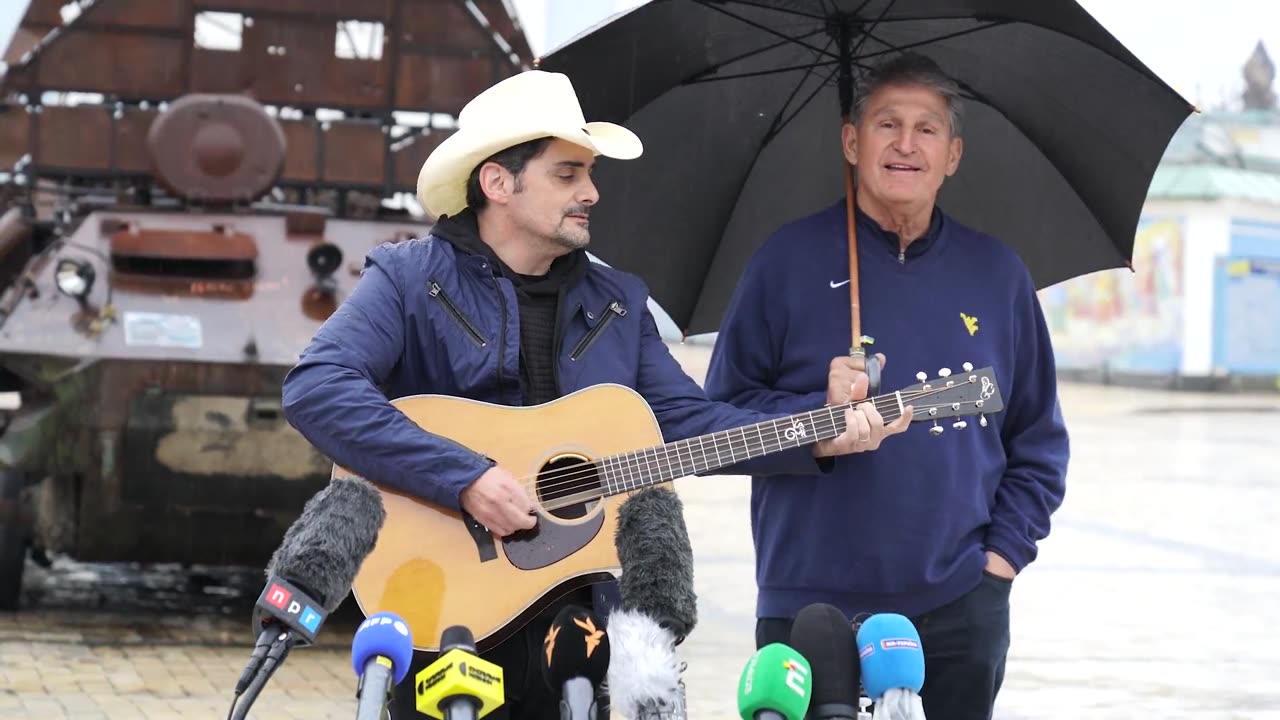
[812,402,912,457]
[460,466,538,536]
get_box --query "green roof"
[1146,163,1280,205]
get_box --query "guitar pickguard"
[463,511,498,562]
[502,512,606,571]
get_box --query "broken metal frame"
[0,0,537,218]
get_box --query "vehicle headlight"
[306,242,343,294]
[54,257,95,300]
[306,242,343,280]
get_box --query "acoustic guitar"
[341,362,1004,652]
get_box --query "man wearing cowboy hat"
[282,70,906,718]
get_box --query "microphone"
[614,486,697,641]
[602,608,685,720]
[607,487,696,719]
[856,614,926,720]
[352,612,414,720]
[415,625,506,720]
[229,476,386,720]
[736,643,812,720]
[541,604,610,720]
[788,603,860,720]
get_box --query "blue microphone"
[352,612,414,720]
[855,614,925,720]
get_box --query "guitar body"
[343,384,667,653]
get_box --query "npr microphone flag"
[254,576,327,644]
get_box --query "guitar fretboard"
[596,394,908,496]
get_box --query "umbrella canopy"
[538,0,1195,337]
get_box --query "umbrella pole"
[836,21,879,396]
[845,152,881,395]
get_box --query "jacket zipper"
[551,291,566,396]
[570,300,626,361]
[429,280,487,348]
[898,249,905,264]
[486,273,508,403]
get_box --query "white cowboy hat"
[416,70,643,218]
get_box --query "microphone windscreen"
[737,643,812,720]
[856,613,924,701]
[614,487,697,640]
[440,625,476,654]
[789,603,860,712]
[266,476,386,611]
[351,612,414,685]
[604,608,683,716]
[541,604,610,688]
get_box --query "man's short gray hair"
[851,52,964,137]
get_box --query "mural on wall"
[1038,216,1185,372]
[1213,257,1280,374]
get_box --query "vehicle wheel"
[0,469,28,611]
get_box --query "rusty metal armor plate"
[146,94,287,203]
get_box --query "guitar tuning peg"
[929,419,943,436]
[938,367,951,377]
[953,420,967,430]
[916,371,927,382]
[979,414,988,428]
[962,362,973,372]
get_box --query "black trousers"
[388,586,603,719]
[756,571,1013,720]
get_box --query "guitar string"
[515,385,939,493]
[533,398,988,512]
[518,380,989,498]
[518,381,981,496]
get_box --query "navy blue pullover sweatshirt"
[704,199,1070,619]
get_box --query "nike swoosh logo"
[829,279,850,288]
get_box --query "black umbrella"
[538,0,1195,350]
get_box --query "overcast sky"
[1,0,1277,111]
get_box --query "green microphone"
[737,643,813,720]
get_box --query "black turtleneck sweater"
[429,210,588,406]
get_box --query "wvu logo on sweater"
[960,313,979,336]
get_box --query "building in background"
[1040,43,1280,391]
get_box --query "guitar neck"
[597,391,909,496]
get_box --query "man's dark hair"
[465,137,554,210]
[852,52,964,137]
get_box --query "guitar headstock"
[895,362,1003,436]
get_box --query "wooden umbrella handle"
[845,161,861,354]
[844,159,881,394]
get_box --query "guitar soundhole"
[535,454,601,521]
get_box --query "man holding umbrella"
[704,53,1070,719]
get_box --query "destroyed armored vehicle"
[0,0,534,608]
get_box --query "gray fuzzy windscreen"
[266,476,386,612]
[614,487,697,640]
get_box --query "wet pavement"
[2,342,1278,719]
[667,344,1280,720]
